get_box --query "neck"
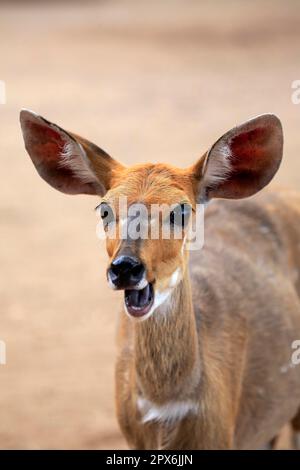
[133,269,201,404]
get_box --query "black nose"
[108,256,145,289]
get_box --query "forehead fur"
[106,163,195,206]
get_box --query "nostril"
[111,259,133,276]
[110,256,131,276]
[110,263,121,276]
[131,263,144,279]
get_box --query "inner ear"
[193,114,283,202]
[20,110,123,196]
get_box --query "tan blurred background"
[0,0,300,449]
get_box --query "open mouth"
[125,283,154,318]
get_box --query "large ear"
[191,114,283,202]
[20,109,124,195]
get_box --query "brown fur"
[115,188,300,449]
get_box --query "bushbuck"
[20,110,300,449]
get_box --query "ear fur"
[191,114,283,202]
[20,109,124,196]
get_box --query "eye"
[169,203,191,228]
[96,202,115,228]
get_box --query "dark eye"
[96,203,115,228]
[169,203,191,228]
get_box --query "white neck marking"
[137,397,198,424]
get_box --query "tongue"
[125,284,150,308]
[125,283,154,317]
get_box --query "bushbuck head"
[20,110,283,320]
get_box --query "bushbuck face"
[20,110,282,320]
[97,163,195,319]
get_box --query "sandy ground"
[0,0,300,449]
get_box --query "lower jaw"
[124,283,154,318]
